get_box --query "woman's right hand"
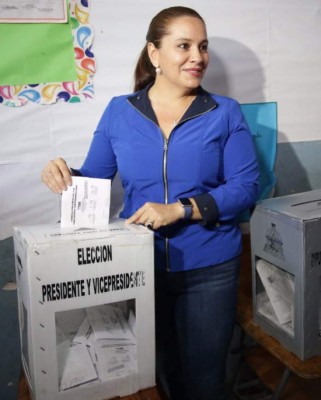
[41,158,72,193]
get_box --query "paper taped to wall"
[0,0,68,23]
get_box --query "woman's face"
[149,16,209,91]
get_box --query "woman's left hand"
[126,202,184,230]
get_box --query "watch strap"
[183,205,193,220]
[178,198,193,220]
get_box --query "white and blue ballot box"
[250,190,321,360]
[14,219,155,400]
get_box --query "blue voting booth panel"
[239,102,278,222]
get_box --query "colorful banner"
[0,0,95,106]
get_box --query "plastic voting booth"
[239,102,278,222]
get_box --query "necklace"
[170,99,194,128]
[150,94,195,130]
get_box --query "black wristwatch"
[178,197,193,220]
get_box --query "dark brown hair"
[133,6,205,92]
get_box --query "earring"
[155,66,161,74]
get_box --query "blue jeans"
[155,257,240,400]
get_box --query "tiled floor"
[0,237,21,400]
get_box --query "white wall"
[1,0,321,239]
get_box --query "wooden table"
[238,292,321,380]
[18,370,165,400]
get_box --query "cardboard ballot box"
[250,190,321,360]
[14,219,155,400]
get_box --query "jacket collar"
[127,84,217,125]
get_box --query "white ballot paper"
[59,344,99,391]
[256,259,294,325]
[86,305,136,342]
[56,304,137,391]
[256,292,294,336]
[60,177,111,228]
[94,340,137,380]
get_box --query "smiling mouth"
[184,68,204,77]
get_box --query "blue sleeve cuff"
[70,168,83,177]
[193,193,219,226]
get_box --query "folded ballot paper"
[256,259,295,326]
[60,177,111,228]
[56,304,137,391]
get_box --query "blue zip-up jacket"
[78,86,259,272]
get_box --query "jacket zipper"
[161,108,217,272]
[162,138,170,271]
[127,102,172,270]
[128,99,216,272]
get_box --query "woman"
[42,6,259,400]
